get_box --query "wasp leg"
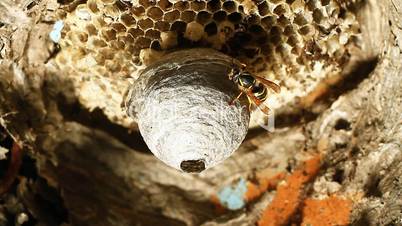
[245,89,271,115]
[229,92,244,105]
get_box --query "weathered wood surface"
[0,0,401,225]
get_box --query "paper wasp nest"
[55,0,361,127]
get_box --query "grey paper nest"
[125,48,250,172]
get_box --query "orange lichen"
[210,172,285,212]
[301,195,352,226]
[210,194,226,214]
[258,155,321,226]
[245,172,285,202]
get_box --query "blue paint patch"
[217,178,247,210]
[49,20,64,43]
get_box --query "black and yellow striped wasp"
[228,62,280,115]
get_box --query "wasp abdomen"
[252,83,268,101]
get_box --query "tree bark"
[0,0,401,226]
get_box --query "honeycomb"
[55,0,361,127]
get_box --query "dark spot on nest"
[180,159,206,173]
[334,118,352,131]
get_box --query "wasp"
[228,62,280,115]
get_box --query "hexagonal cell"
[111,23,127,33]
[145,29,161,40]
[101,28,117,41]
[86,24,98,36]
[95,53,106,65]
[171,21,187,33]
[294,13,308,26]
[113,0,131,11]
[287,35,299,46]
[222,1,236,13]
[213,10,227,22]
[313,8,324,23]
[105,60,121,72]
[126,44,141,55]
[196,11,212,25]
[154,21,170,32]
[277,15,291,27]
[173,1,189,11]
[270,26,283,36]
[283,25,296,36]
[181,10,196,23]
[132,6,145,17]
[227,12,242,23]
[120,13,136,27]
[190,1,206,11]
[86,0,99,13]
[164,10,180,22]
[147,6,164,20]
[258,1,269,16]
[298,25,314,36]
[127,28,144,38]
[207,0,221,12]
[291,46,302,55]
[246,14,260,24]
[138,18,154,30]
[93,16,106,28]
[273,4,288,16]
[103,5,120,18]
[158,0,173,11]
[91,38,108,48]
[135,36,152,48]
[98,47,115,60]
[261,16,277,30]
[119,34,134,44]
[306,0,318,11]
[110,39,125,50]
[139,0,156,9]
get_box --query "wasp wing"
[254,76,281,93]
